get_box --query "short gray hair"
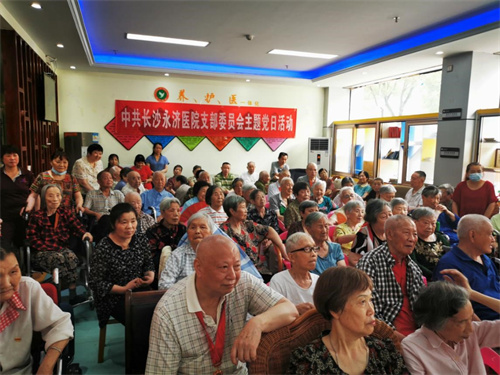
[365,199,391,224]
[390,197,407,210]
[305,211,327,227]
[411,207,435,221]
[338,186,354,197]
[379,184,397,194]
[422,185,440,198]
[438,183,454,196]
[40,184,62,208]
[385,214,414,233]
[242,184,256,193]
[187,211,213,230]
[160,197,181,212]
[312,180,326,190]
[457,214,492,240]
[343,200,364,214]
[222,195,245,217]
[299,200,319,213]
[280,177,293,186]
[286,232,314,253]
[413,281,469,331]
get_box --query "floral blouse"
[30,171,81,208]
[89,234,155,327]
[219,220,269,273]
[288,332,408,375]
[247,207,281,234]
[411,232,449,280]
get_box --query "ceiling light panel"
[268,49,338,60]
[126,33,209,47]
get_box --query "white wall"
[58,70,324,177]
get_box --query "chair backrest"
[481,347,500,374]
[125,289,167,374]
[248,309,401,375]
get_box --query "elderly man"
[405,171,426,211]
[108,166,121,188]
[379,184,397,202]
[114,167,131,191]
[124,192,155,233]
[421,185,459,244]
[84,170,124,220]
[141,172,173,216]
[71,143,104,194]
[146,198,186,284]
[438,183,455,212]
[268,169,292,198]
[296,162,320,190]
[122,170,146,195]
[146,235,298,374]
[270,232,319,315]
[214,162,236,195]
[433,214,499,321]
[240,161,258,185]
[254,171,270,193]
[173,175,190,203]
[357,215,425,338]
[182,170,213,203]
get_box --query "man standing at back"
[146,235,298,374]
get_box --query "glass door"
[354,125,376,177]
[405,123,438,184]
[333,126,353,174]
[378,122,403,183]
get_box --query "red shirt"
[453,180,497,217]
[132,165,153,190]
[392,255,416,336]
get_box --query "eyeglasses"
[290,246,320,254]
[343,194,355,198]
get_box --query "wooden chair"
[98,319,120,363]
[248,309,401,375]
[124,289,167,374]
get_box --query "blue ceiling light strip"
[308,5,500,80]
[77,0,499,80]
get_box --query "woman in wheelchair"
[26,184,92,305]
[0,247,73,374]
[89,203,155,328]
[288,267,407,375]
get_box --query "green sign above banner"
[177,136,205,151]
[235,137,260,151]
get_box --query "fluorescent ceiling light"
[70,66,76,69]
[31,2,42,9]
[268,49,337,59]
[164,73,170,76]
[126,33,209,47]
[435,51,444,55]
[57,43,64,48]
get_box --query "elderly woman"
[452,162,497,218]
[26,184,92,304]
[379,184,397,202]
[247,189,281,233]
[146,198,187,282]
[333,177,364,207]
[329,186,356,225]
[421,185,460,244]
[288,200,319,237]
[131,154,154,190]
[1,145,34,248]
[158,212,213,289]
[284,182,311,229]
[270,232,319,315]
[269,176,294,222]
[410,207,449,280]
[124,192,156,233]
[354,171,372,199]
[312,180,335,214]
[90,203,155,328]
[288,267,407,374]
[350,199,392,266]
[166,164,183,194]
[319,168,335,196]
[0,247,73,374]
[197,185,227,225]
[402,273,500,375]
[219,195,288,282]
[227,177,244,197]
[305,212,346,275]
[146,142,169,174]
[390,197,409,215]
[26,149,83,213]
[335,200,366,255]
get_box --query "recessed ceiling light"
[268,49,337,60]
[70,66,76,70]
[164,73,170,76]
[126,33,209,47]
[31,2,42,9]
[57,43,64,48]
[246,79,251,82]
[435,51,444,55]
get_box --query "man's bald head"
[127,171,142,188]
[385,214,414,234]
[196,235,239,263]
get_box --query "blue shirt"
[145,154,169,172]
[433,244,500,320]
[354,183,372,197]
[312,242,345,276]
[114,180,126,191]
[141,189,174,215]
[182,196,199,211]
[437,211,459,245]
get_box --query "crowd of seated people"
[1,141,499,374]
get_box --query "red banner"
[115,100,297,138]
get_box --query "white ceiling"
[1,0,499,88]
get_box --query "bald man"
[296,162,320,190]
[124,192,155,234]
[122,170,146,195]
[240,161,258,185]
[433,214,499,321]
[146,235,298,374]
[140,171,173,216]
[357,215,424,338]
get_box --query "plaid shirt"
[356,243,424,329]
[84,188,124,215]
[27,207,86,252]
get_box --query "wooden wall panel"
[1,30,59,175]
